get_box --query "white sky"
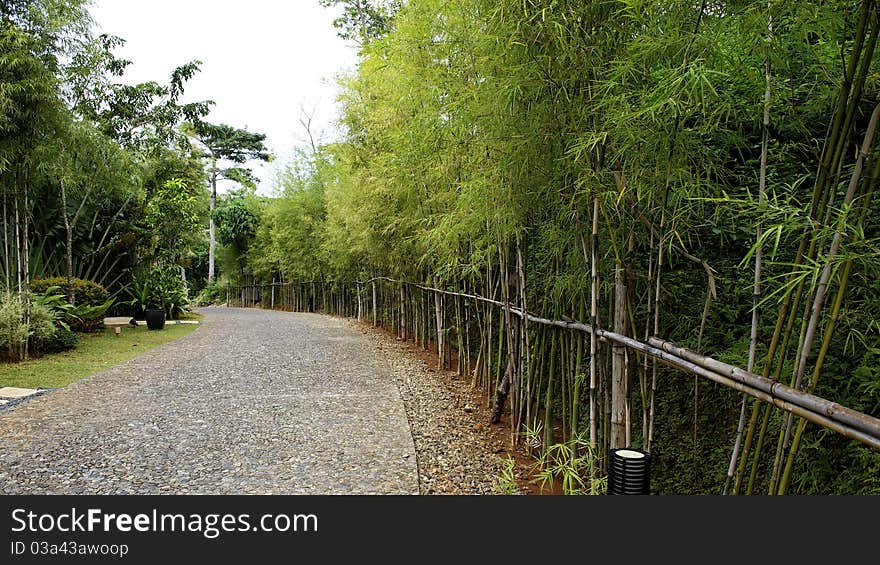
[88,0,358,195]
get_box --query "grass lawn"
[0,320,201,389]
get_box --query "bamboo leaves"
[243,0,880,493]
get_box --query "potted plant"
[144,306,166,331]
[127,276,166,330]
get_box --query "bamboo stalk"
[590,197,600,449]
[516,233,531,438]
[14,177,21,297]
[810,0,871,220]
[544,328,556,453]
[778,140,880,494]
[22,168,30,360]
[725,7,772,495]
[2,188,8,293]
[642,227,654,449]
[647,207,665,453]
[454,286,462,376]
[573,322,583,454]
[737,0,876,492]
[611,261,627,449]
[433,278,443,369]
[560,326,569,445]
[770,100,880,491]
[794,101,880,390]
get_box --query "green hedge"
[30,277,111,333]
[31,277,109,307]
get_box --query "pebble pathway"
[0,308,418,494]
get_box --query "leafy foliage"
[30,277,109,308]
[0,291,56,361]
[37,325,77,354]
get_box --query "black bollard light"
[607,448,651,495]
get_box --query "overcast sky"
[88,1,359,195]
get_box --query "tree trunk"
[208,164,217,283]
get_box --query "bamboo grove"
[224,0,880,494]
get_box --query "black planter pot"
[144,308,166,330]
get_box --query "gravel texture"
[0,307,512,495]
[0,308,419,494]
[348,321,509,495]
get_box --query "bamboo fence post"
[454,287,463,376]
[610,262,628,449]
[434,277,444,369]
[464,280,472,380]
[399,281,406,340]
[371,280,377,326]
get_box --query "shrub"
[194,281,225,306]
[69,300,114,332]
[36,325,78,354]
[0,292,56,361]
[0,293,29,360]
[28,300,57,346]
[30,278,113,333]
[30,277,109,308]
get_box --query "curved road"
[0,308,418,494]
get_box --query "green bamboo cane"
[544,328,557,455]
[777,152,880,494]
[737,2,875,492]
[772,100,880,492]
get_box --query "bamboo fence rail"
[224,277,880,452]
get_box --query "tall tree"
[187,122,270,283]
[318,0,400,44]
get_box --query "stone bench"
[103,317,136,336]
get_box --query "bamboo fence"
[224,276,880,455]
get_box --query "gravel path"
[0,308,419,494]
[349,322,509,494]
